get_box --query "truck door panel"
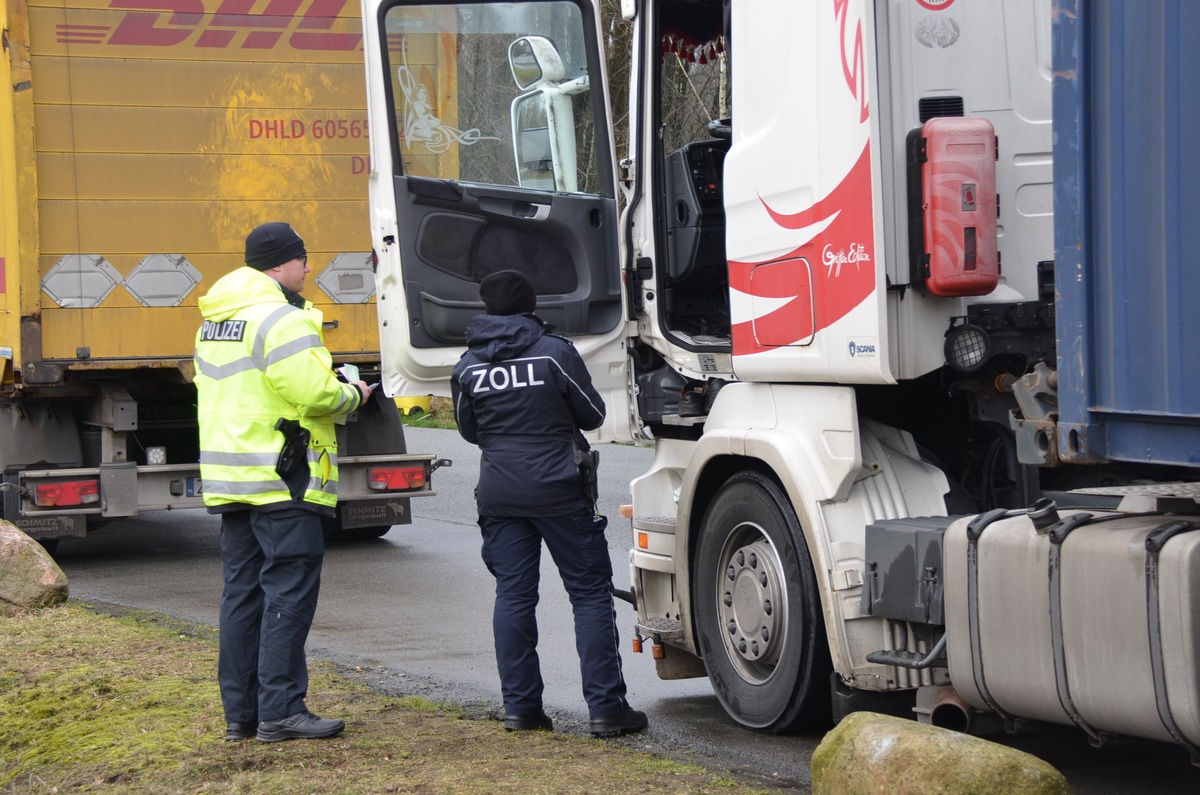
[376,0,621,350]
[393,174,620,348]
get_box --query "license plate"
[187,477,203,497]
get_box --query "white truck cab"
[361,0,1200,757]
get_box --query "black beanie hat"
[245,222,307,271]
[479,270,536,315]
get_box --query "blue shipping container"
[1053,0,1200,467]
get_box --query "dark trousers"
[479,512,629,719]
[218,507,324,723]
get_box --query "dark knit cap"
[479,270,536,315]
[245,222,307,271]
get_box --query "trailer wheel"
[341,525,392,541]
[694,471,831,732]
[321,518,392,543]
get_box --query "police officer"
[452,269,647,738]
[194,222,370,743]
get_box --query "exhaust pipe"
[930,687,975,733]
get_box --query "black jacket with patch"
[451,313,605,517]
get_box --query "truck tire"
[345,525,391,540]
[693,471,832,732]
[322,517,391,543]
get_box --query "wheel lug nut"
[736,550,744,565]
[764,600,772,615]
[749,552,758,568]
[727,620,737,635]
[726,564,736,581]
[723,592,733,607]
[738,640,747,653]
[761,627,770,641]
[759,572,768,586]
[751,642,760,656]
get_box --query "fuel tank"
[943,507,1200,749]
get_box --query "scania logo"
[848,341,876,358]
[56,0,362,52]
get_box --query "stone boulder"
[812,711,1071,795]
[0,520,69,616]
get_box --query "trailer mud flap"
[13,515,84,540]
[338,497,411,529]
[2,475,83,539]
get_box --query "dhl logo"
[56,0,362,52]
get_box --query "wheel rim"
[714,524,788,682]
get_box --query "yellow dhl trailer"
[0,0,445,550]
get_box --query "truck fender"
[673,382,949,683]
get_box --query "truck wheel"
[322,517,392,542]
[341,525,392,541]
[694,471,831,732]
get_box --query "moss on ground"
[0,604,771,794]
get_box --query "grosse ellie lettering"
[200,320,247,342]
[470,363,545,394]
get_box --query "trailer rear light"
[33,480,100,507]
[368,465,427,491]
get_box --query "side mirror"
[512,93,557,190]
[508,35,590,193]
[509,36,566,91]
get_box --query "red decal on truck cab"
[729,143,876,355]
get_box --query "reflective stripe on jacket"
[194,267,362,510]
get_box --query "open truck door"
[360,0,632,442]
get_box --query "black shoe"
[677,388,706,417]
[503,712,554,732]
[256,710,345,742]
[225,722,256,741]
[589,708,648,738]
[703,378,726,412]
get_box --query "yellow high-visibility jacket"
[193,267,363,511]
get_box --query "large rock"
[812,711,1071,795]
[0,520,69,616]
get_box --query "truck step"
[637,617,684,641]
[632,516,677,533]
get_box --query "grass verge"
[0,603,773,794]
[398,396,457,431]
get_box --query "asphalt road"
[53,426,1200,793]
